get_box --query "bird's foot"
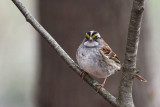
[80,71,87,80]
[96,78,107,92]
[96,83,105,92]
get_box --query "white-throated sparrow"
[76,30,146,91]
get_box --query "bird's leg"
[96,78,107,92]
[80,71,87,80]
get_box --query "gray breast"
[76,45,116,78]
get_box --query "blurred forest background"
[0,0,160,107]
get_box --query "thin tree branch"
[11,0,118,106]
[117,0,145,106]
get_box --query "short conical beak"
[89,37,93,41]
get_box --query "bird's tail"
[135,74,147,82]
[118,67,147,82]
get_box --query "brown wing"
[101,40,147,82]
[100,40,121,64]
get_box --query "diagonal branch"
[117,0,145,106]
[11,0,118,106]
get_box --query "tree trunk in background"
[37,0,150,107]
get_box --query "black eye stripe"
[92,31,98,36]
[87,31,91,36]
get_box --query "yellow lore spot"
[92,34,97,38]
[86,34,90,38]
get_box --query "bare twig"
[117,0,145,106]
[11,0,118,106]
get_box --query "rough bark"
[117,0,145,106]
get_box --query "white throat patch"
[84,41,99,47]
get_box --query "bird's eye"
[92,34,99,40]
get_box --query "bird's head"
[84,30,102,47]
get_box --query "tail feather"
[135,74,147,82]
[118,67,147,82]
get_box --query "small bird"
[76,30,146,91]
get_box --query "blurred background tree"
[0,1,38,107]
[37,0,150,107]
[0,0,160,107]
